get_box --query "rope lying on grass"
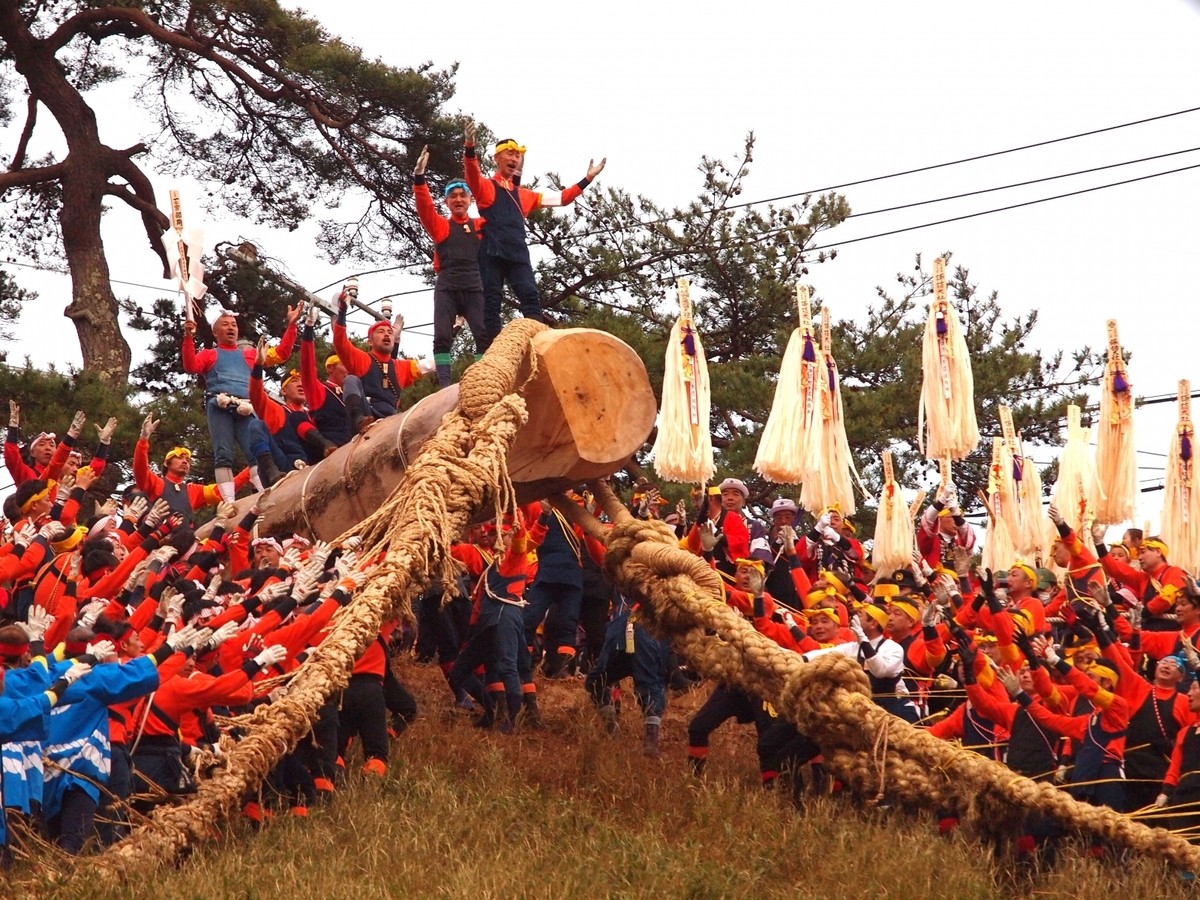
[551,481,1200,872]
[82,319,546,881]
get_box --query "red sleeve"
[4,439,36,485]
[721,513,750,562]
[300,332,327,408]
[128,594,159,632]
[332,321,372,378]
[1100,552,1148,595]
[182,335,215,375]
[249,372,286,434]
[584,534,607,567]
[927,704,965,740]
[463,150,496,209]
[82,545,149,600]
[42,436,73,483]
[790,564,813,599]
[1103,641,1148,708]
[1147,566,1189,616]
[1025,699,1088,742]
[133,438,165,500]
[263,321,298,367]
[415,182,451,242]
[965,682,1017,730]
[1139,629,1183,661]
[1166,722,1196,788]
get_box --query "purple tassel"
[1183,430,1193,463]
[827,359,836,391]
[935,310,947,336]
[1012,456,1023,482]
[802,335,816,363]
[1112,370,1129,393]
[681,325,696,357]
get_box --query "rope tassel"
[871,451,914,573]
[1094,319,1137,523]
[755,285,821,484]
[917,257,979,461]
[1163,381,1200,572]
[652,278,714,484]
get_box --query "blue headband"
[443,180,470,199]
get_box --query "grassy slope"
[24,665,1199,899]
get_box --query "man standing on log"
[462,121,606,349]
[183,308,299,495]
[412,146,487,388]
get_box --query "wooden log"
[210,327,656,541]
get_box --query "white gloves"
[86,640,118,663]
[1043,644,1061,667]
[207,620,241,649]
[849,615,867,643]
[920,601,941,627]
[166,623,202,651]
[254,644,288,669]
[38,522,67,543]
[62,662,93,685]
[77,600,107,630]
[779,525,796,552]
[22,604,53,642]
[1155,793,1170,809]
[416,358,437,375]
[816,511,832,530]
[821,525,841,544]
[698,521,719,552]
[1048,504,1064,526]
[1091,522,1107,544]
[13,522,36,549]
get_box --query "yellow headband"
[494,139,526,155]
[821,570,849,596]
[52,524,87,553]
[1142,538,1169,558]
[19,485,50,514]
[872,583,900,600]
[164,446,192,465]
[282,369,301,391]
[735,558,765,576]
[1010,563,1037,584]
[859,603,889,630]
[807,607,841,625]
[325,354,341,370]
[937,507,953,518]
[890,600,920,623]
[804,588,834,608]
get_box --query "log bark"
[215,327,656,540]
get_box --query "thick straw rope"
[551,481,1200,872]
[79,319,546,881]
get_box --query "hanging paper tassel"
[800,308,861,514]
[1049,404,1101,554]
[871,451,914,573]
[1162,381,1200,573]
[1016,454,1046,563]
[652,278,714,484]
[918,257,980,461]
[993,412,1023,551]
[1094,319,1137,523]
[755,286,817,483]
[979,453,1018,575]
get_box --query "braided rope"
[551,481,1200,871]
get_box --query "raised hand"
[8,399,19,428]
[464,119,476,145]
[68,410,86,438]
[95,416,118,445]
[413,144,430,176]
[586,157,607,180]
[140,413,160,441]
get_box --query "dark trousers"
[480,254,542,346]
[688,684,773,749]
[97,743,131,845]
[585,614,670,720]
[50,787,96,855]
[338,674,390,763]
[299,698,341,781]
[433,285,487,356]
[757,720,822,779]
[524,579,583,657]
[383,667,418,734]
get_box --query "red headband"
[0,640,31,657]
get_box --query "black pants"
[688,684,773,749]
[298,698,342,782]
[339,674,390,763]
[383,666,419,734]
[757,720,822,779]
[50,787,96,855]
[97,743,131,845]
[480,254,542,346]
[433,285,486,356]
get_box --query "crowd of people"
[3,131,1199,872]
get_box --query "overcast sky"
[4,0,1200,532]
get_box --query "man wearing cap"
[332,293,435,431]
[765,498,810,609]
[413,146,488,388]
[698,477,771,578]
[1094,531,1188,632]
[183,307,300,498]
[134,415,249,528]
[249,339,339,470]
[917,480,975,571]
[462,121,606,349]
[298,313,352,447]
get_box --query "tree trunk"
[206,327,657,541]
